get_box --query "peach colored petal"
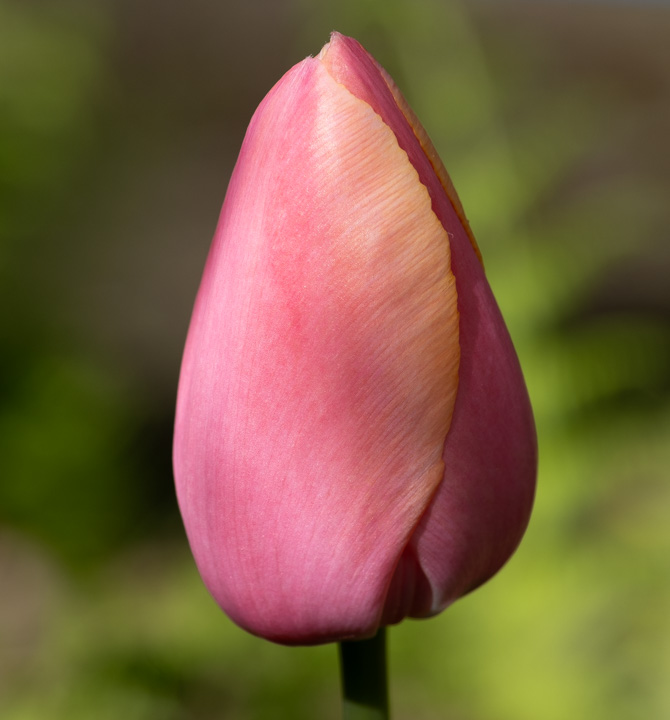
[375,61,483,266]
[173,55,460,643]
[320,33,481,263]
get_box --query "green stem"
[338,628,389,720]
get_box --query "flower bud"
[173,33,536,645]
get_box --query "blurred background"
[1,0,669,718]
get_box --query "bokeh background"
[2,0,669,718]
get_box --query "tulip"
[173,32,536,646]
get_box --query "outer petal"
[173,55,460,643]
[322,34,537,620]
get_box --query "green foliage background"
[1,0,669,718]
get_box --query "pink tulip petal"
[389,60,537,618]
[409,234,537,615]
[321,34,537,620]
[174,56,461,643]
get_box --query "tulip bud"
[173,33,536,645]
